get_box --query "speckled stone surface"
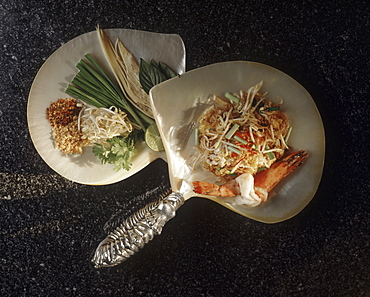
[1,0,369,296]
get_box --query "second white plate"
[151,61,325,223]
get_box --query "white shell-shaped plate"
[27,29,185,185]
[150,61,325,223]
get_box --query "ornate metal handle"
[92,192,184,268]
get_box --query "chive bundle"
[65,53,147,131]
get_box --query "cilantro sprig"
[92,130,144,172]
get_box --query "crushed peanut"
[46,98,90,154]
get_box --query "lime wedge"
[145,123,164,151]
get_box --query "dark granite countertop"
[1,1,369,296]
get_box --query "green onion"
[225,92,240,103]
[225,124,240,139]
[267,151,275,160]
[265,106,280,112]
[264,144,275,160]
[228,146,241,155]
[65,53,147,131]
[226,172,238,177]
[136,109,155,126]
[194,128,199,146]
[233,135,248,145]
[257,167,267,172]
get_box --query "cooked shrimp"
[193,179,240,197]
[192,150,308,206]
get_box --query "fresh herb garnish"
[139,59,176,94]
[157,61,177,79]
[92,129,144,172]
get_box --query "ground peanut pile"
[46,98,90,154]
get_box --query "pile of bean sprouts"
[78,104,133,143]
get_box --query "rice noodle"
[196,81,290,181]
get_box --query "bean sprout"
[79,104,133,143]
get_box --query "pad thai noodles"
[193,81,306,207]
[196,81,291,181]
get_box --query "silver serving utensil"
[92,61,325,268]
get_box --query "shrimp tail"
[193,181,221,196]
[254,150,308,193]
[192,179,240,197]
